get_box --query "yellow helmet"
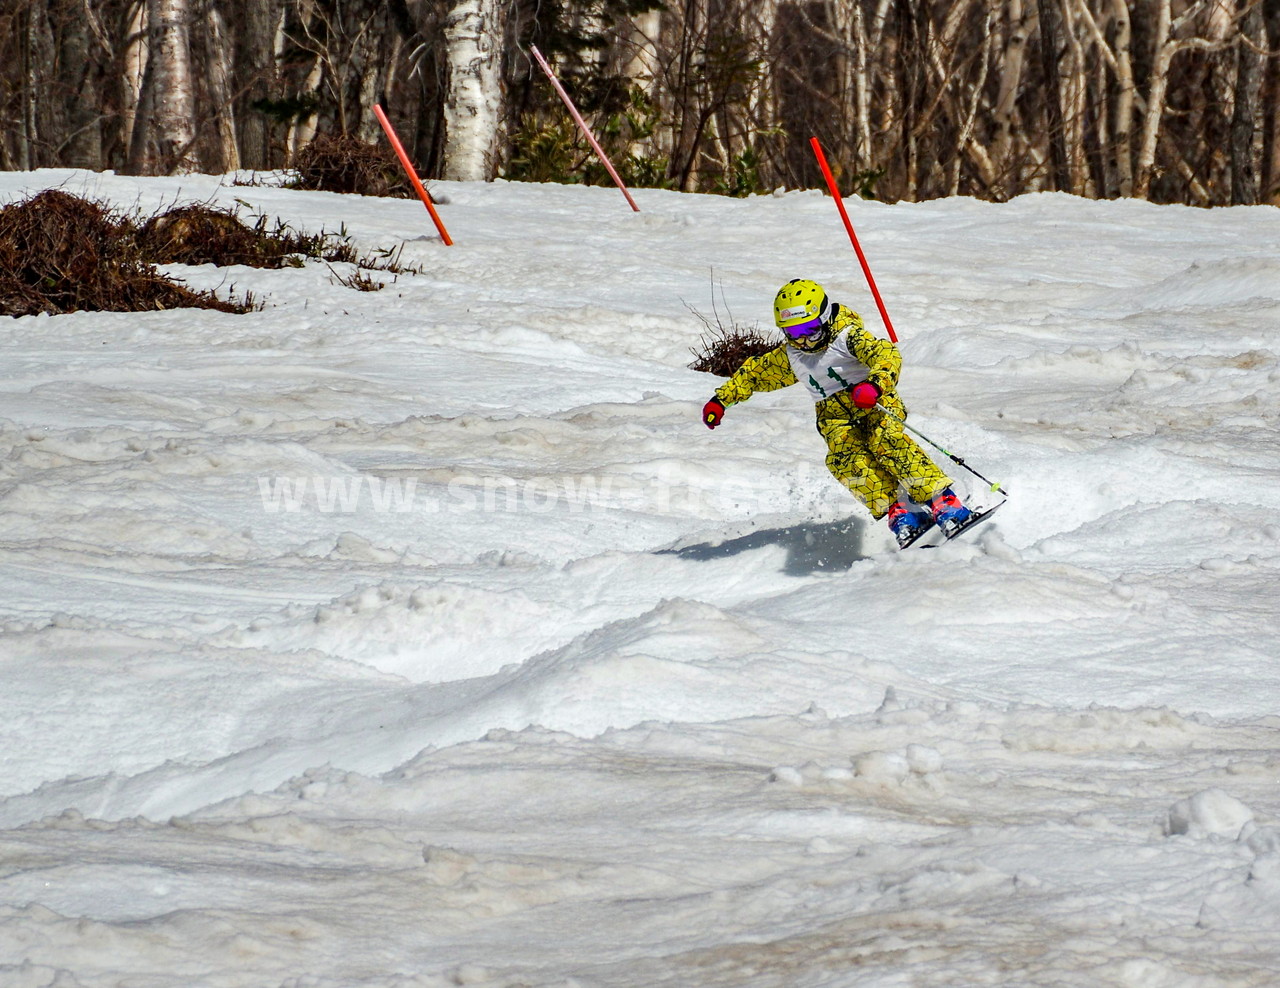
[774,279,833,350]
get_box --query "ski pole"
[876,403,1009,497]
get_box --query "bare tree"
[127,0,199,174]
[441,0,508,180]
[988,0,1034,197]
[1231,0,1267,203]
[1136,0,1217,198]
[197,0,239,172]
[231,0,281,169]
[118,0,147,165]
[1109,0,1136,196]
[1266,1,1280,202]
[1036,0,1072,191]
[49,0,103,168]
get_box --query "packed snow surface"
[2,170,1279,987]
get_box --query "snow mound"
[1164,788,1254,840]
[1167,788,1254,839]
[225,580,573,681]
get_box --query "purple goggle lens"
[784,317,825,340]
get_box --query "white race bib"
[786,330,870,402]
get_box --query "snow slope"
[1,169,1279,987]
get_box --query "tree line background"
[2,0,1278,205]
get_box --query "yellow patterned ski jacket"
[712,305,901,421]
[710,304,950,517]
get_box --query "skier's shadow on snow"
[657,516,868,575]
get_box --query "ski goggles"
[783,316,827,340]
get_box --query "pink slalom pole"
[809,137,896,342]
[530,45,640,212]
[373,103,453,246]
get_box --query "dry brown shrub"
[0,188,419,318]
[0,190,250,316]
[137,204,332,268]
[685,282,780,377]
[289,134,412,197]
[688,326,780,376]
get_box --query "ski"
[901,500,1005,550]
[895,516,937,549]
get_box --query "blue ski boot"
[929,487,973,537]
[887,499,934,548]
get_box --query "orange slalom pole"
[809,137,896,342]
[373,103,453,246]
[530,45,640,212]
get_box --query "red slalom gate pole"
[530,45,640,212]
[373,103,453,246]
[809,136,896,342]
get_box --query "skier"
[701,278,971,547]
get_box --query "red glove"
[851,382,881,409]
[703,397,726,429]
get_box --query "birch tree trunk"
[1110,0,1135,195]
[993,0,1034,197]
[278,0,320,161]
[234,0,278,170]
[1133,0,1175,199]
[1134,0,1224,199]
[120,0,147,167]
[20,2,51,168]
[128,0,199,174]
[669,0,711,191]
[851,1,872,172]
[442,0,508,182]
[1036,0,1072,191]
[951,6,994,197]
[1266,3,1280,204]
[627,8,664,98]
[200,0,239,172]
[626,8,663,157]
[54,0,102,169]
[744,0,779,173]
[1059,0,1089,192]
[1230,0,1266,204]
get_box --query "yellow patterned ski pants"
[818,394,951,519]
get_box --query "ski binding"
[900,500,1004,550]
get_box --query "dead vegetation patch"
[287,134,413,198]
[688,324,780,376]
[136,204,333,268]
[0,190,251,317]
[0,189,417,317]
[685,282,779,377]
[685,294,778,376]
